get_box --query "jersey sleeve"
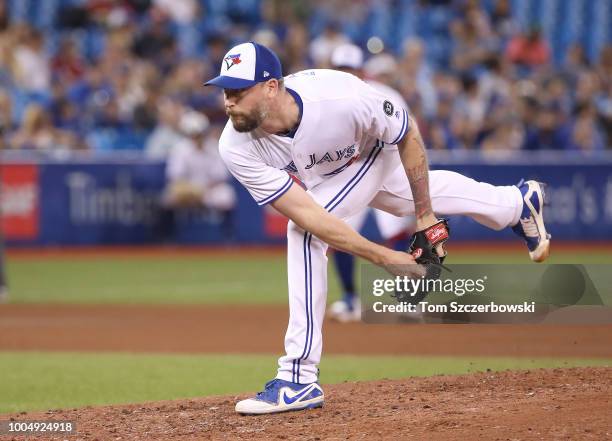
[219,141,293,206]
[354,81,410,145]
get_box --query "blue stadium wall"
[2,154,612,245]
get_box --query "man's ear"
[264,79,280,97]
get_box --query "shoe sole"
[327,302,362,323]
[236,398,324,415]
[327,311,361,323]
[524,181,551,263]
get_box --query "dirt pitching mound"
[4,367,610,440]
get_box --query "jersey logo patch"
[224,54,242,70]
[383,100,394,116]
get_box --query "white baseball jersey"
[363,79,415,238]
[219,69,410,204]
[217,68,523,386]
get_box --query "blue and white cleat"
[512,180,551,262]
[235,379,324,415]
[327,296,361,322]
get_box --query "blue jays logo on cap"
[224,54,242,70]
[205,41,283,90]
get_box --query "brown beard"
[227,108,262,133]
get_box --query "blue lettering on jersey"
[305,145,356,170]
[316,152,334,165]
[334,144,356,160]
[305,154,317,170]
[282,161,298,174]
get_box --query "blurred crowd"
[0,0,610,154]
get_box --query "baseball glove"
[409,218,450,265]
[394,219,450,305]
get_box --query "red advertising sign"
[264,204,288,237]
[0,164,40,240]
[264,175,305,238]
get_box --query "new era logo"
[263,71,270,77]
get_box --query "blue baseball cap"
[204,41,283,89]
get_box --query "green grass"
[0,351,610,414]
[5,248,611,305]
[5,256,293,304]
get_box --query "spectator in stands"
[438,94,461,149]
[145,96,186,159]
[574,71,602,116]
[0,0,9,32]
[157,111,236,239]
[132,5,177,74]
[0,24,14,81]
[68,62,111,110]
[506,26,551,70]
[87,0,136,28]
[0,90,13,148]
[398,38,437,118]
[522,100,569,150]
[568,103,605,151]
[490,0,517,42]
[481,116,525,151]
[593,45,612,147]
[542,76,572,117]
[450,2,498,73]
[109,60,161,130]
[309,21,350,68]
[252,28,282,61]
[596,45,612,90]
[479,56,512,106]
[132,83,160,131]
[9,103,85,150]
[204,35,229,78]
[51,37,86,86]
[284,22,311,72]
[364,53,397,87]
[451,73,487,148]
[12,25,51,93]
[428,121,453,150]
[50,83,84,135]
[164,58,221,118]
[561,44,590,86]
[153,0,199,25]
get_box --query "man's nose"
[224,95,235,109]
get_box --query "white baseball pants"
[277,147,523,384]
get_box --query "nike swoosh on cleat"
[282,385,315,405]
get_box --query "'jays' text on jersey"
[218,69,410,206]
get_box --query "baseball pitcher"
[205,42,550,415]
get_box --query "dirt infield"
[2,367,610,440]
[1,304,612,357]
[1,304,611,439]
